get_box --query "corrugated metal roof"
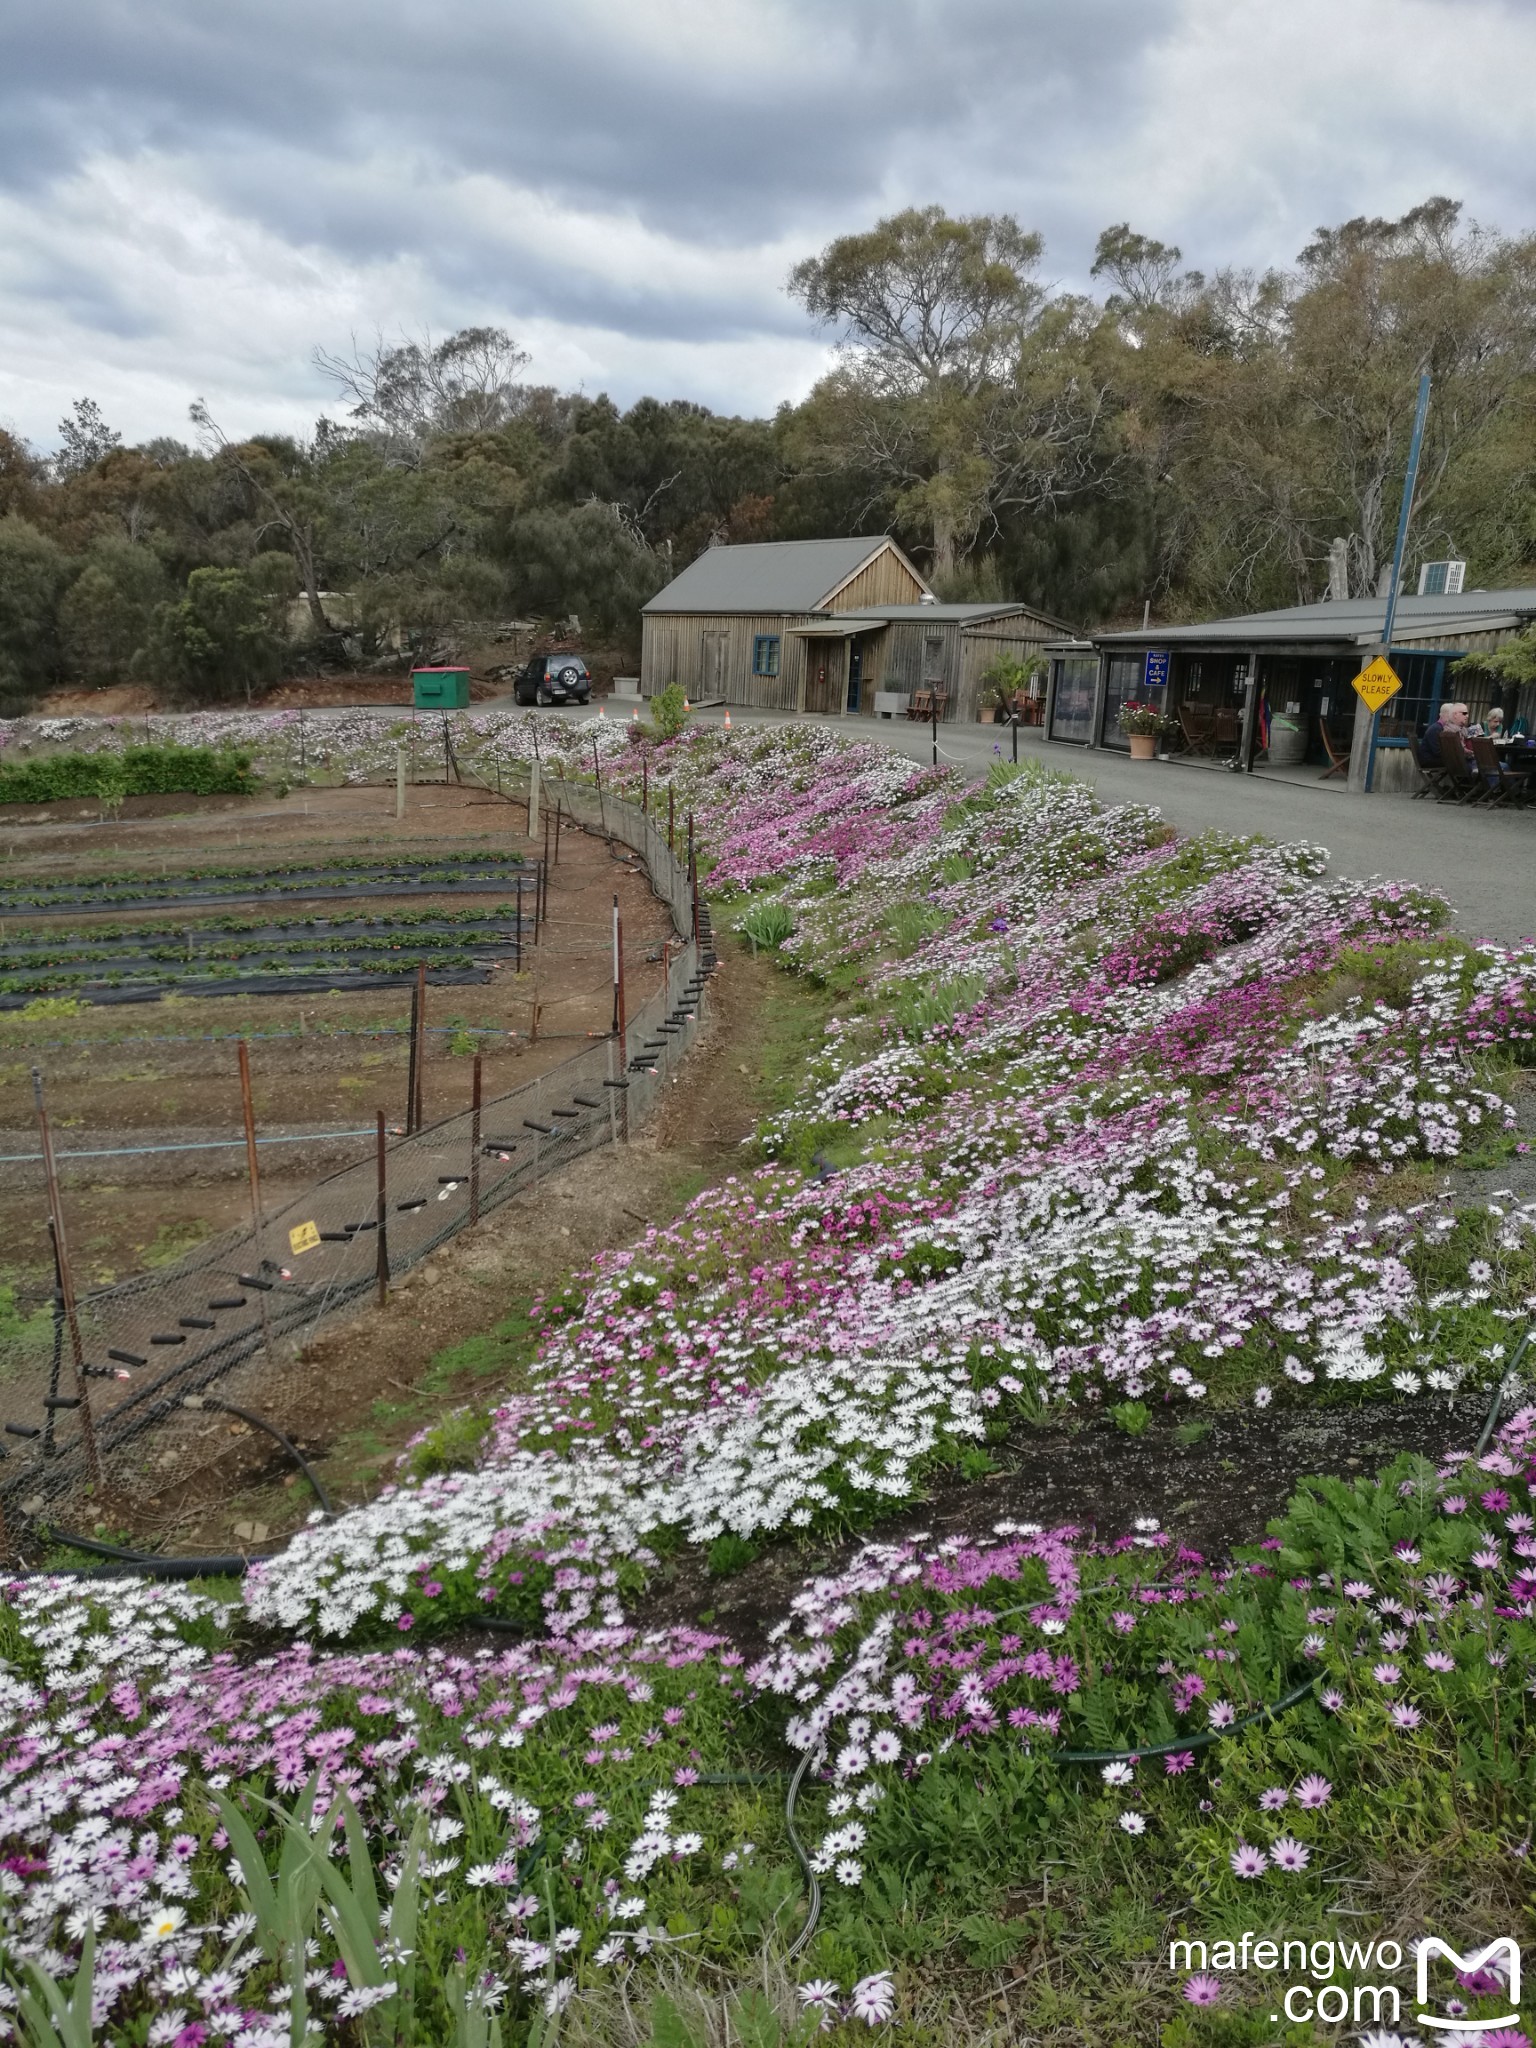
[864,603,1023,621]
[1096,588,1536,648]
[871,600,1077,631]
[642,537,902,613]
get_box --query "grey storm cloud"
[3,0,1536,445]
[1,0,1169,243]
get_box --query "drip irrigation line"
[783,1747,821,1961]
[1051,1672,1323,1767]
[0,1130,378,1163]
[10,1025,552,1050]
[1475,1323,1530,1459]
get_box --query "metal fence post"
[31,1069,101,1491]
[375,1111,390,1307]
[237,1040,276,1368]
[405,972,422,1135]
[412,964,427,1133]
[470,1054,482,1226]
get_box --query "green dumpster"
[411,667,471,710]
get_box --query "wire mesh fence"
[0,773,715,1528]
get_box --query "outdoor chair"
[1178,704,1218,756]
[1214,707,1241,753]
[1434,727,1487,804]
[1471,736,1529,808]
[1319,718,1351,783]
[907,689,934,722]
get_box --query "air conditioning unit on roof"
[1418,560,1466,596]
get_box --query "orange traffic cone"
[598,702,607,718]
[724,708,732,730]
[683,698,690,714]
[631,706,639,721]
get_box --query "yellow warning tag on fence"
[288,1220,321,1256]
[1351,656,1403,714]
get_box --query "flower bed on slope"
[2,728,1535,2044]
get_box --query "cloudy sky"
[4,0,1535,454]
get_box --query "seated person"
[1469,707,1505,739]
[1420,701,1472,763]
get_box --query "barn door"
[804,640,843,715]
[701,631,728,697]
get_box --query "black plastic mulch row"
[2,878,530,918]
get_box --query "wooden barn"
[640,536,1071,720]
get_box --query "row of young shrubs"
[0,744,258,802]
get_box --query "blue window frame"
[752,634,780,677]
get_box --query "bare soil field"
[0,782,673,1307]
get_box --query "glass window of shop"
[1100,653,1157,750]
[1048,655,1098,743]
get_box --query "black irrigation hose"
[184,1395,335,1517]
[5,1395,336,1583]
[19,1536,256,1580]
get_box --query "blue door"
[847,640,863,713]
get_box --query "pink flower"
[1183,1973,1223,2006]
[1294,1774,1332,1809]
[1229,1843,1268,1879]
[1270,1837,1310,1872]
[1371,1662,1400,1685]
[1258,1787,1288,1810]
[397,1614,414,1631]
[1390,1702,1423,1730]
[1163,1751,1195,1775]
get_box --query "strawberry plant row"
[0,964,494,1010]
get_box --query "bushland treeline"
[2,195,1534,709]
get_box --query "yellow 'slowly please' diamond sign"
[1352,655,1403,714]
[288,1220,321,1256]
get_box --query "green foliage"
[0,744,257,804]
[889,971,987,1038]
[738,900,795,950]
[978,650,1046,710]
[650,681,691,740]
[885,899,949,954]
[142,565,285,703]
[57,537,170,685]
[706,1532,760,1577]
[0,515,73,703]
[1110,1399,1151,1435]
[406,1406,492,1479]
[14,1926,98,2048]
